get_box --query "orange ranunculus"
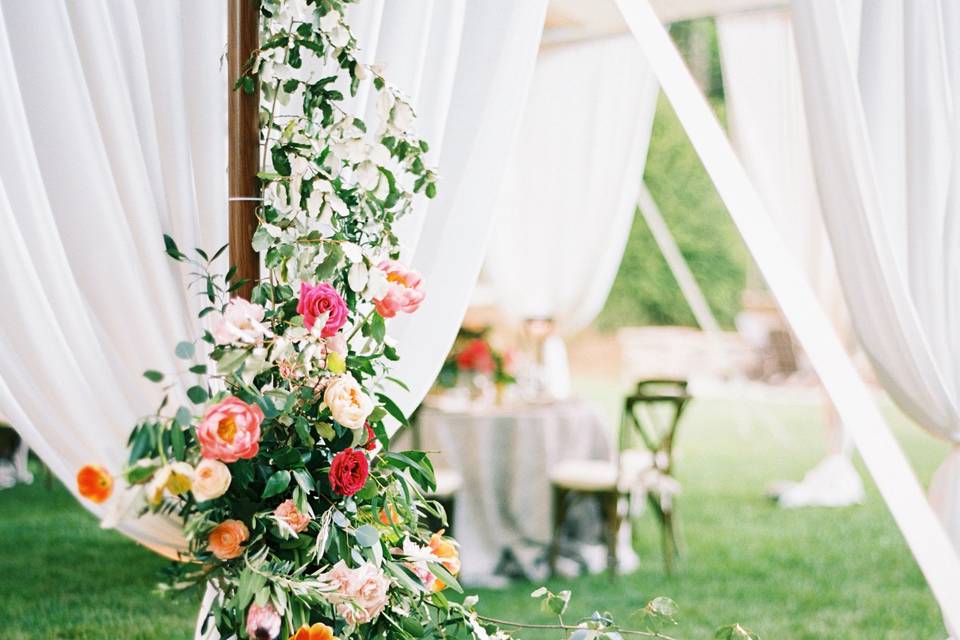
[289,622,337,640]
[429,530,461,591]
[76,464,113,503]
[207,519,249,560]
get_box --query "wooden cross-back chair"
[548,379,691,576]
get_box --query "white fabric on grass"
[482,35,659,335]
[717,7,863,508]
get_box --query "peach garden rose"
[323,375,373,431]
[197,396,263,462]
[191,459,231,502]
[246,602,281,640]
[274,499,311,535]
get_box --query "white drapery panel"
[618,0,960,629]
[482,35,659,335]
[717,8,864,508]
[386,0,550,416]
[0,0,547,558]
[0,0,227,556]
[792,0,960,557]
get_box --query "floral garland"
[75,1,758,639]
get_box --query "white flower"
[146,462,194,505]
[401,538,441,565]
[318,10,340,33]
[377,91,395,120]
[211,299,271,346]
[323,375,374,430]
[348,261,369,292]
[392,100,416,131]
[355,161,380,191]
[191,459,231,502]
[341,242,363,263]
[366,265,389,300]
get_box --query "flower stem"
[473,615,676,639]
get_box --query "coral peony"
[192,459,232,501]
[208,519,249,560]
[289,622,337,640]
[329,448,369,497]
[323,375,373,431]
[372,260,425,318]
[76,464,113,504]
[246,603,282,640]
[297,282,348,337]
[212,298,270,345]
[274,499,312,535]
[197,396,263,462]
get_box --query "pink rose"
[246,603,281,639]
[274,499,311,534]
[297,282,348,337]
[372,260,425,318]
[196,396,263,462]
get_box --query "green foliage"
[596,96,748,330]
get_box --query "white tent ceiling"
[544,0,789,45]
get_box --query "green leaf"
[375,392,409,427]
[216,348,248,375]
[189,364,207,375]
[354,524,380,548]
[143,370,164,383]
[170,423,186,461]
[428,562,463,594]
[292,468,315,493]
[175,341,195,359]
[425,182,437,199]
[186,385,208,404]
[271,147,291,176]
[262,470,291,499]
[163,234,184,260]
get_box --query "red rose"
[456,339,494,373]
[363,423,378,451]
[329,448,369,497]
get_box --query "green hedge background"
[595,20,749,331]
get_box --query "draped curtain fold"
[482,35,659,336]
[0,0,547,556]
[791,0,960,571]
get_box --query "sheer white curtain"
[482,35,659,336]
[717,8,864,508]
[386,0,550,416]
[0,0,548,557]
[792,0,960,561]
[0,0,227,556]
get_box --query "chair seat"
[429,468,463,497]
[549,449,655,492]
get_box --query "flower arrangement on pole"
[75,1,758,638]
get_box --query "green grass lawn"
[0,391,949,639]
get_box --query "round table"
[403,397,634,585]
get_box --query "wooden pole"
[228,0,261,301]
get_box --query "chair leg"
[549,485,568,577]
[600,491,621,578]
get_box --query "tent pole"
[228,0,260,301]
[637,182,720,333]
[615,0,960,629]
